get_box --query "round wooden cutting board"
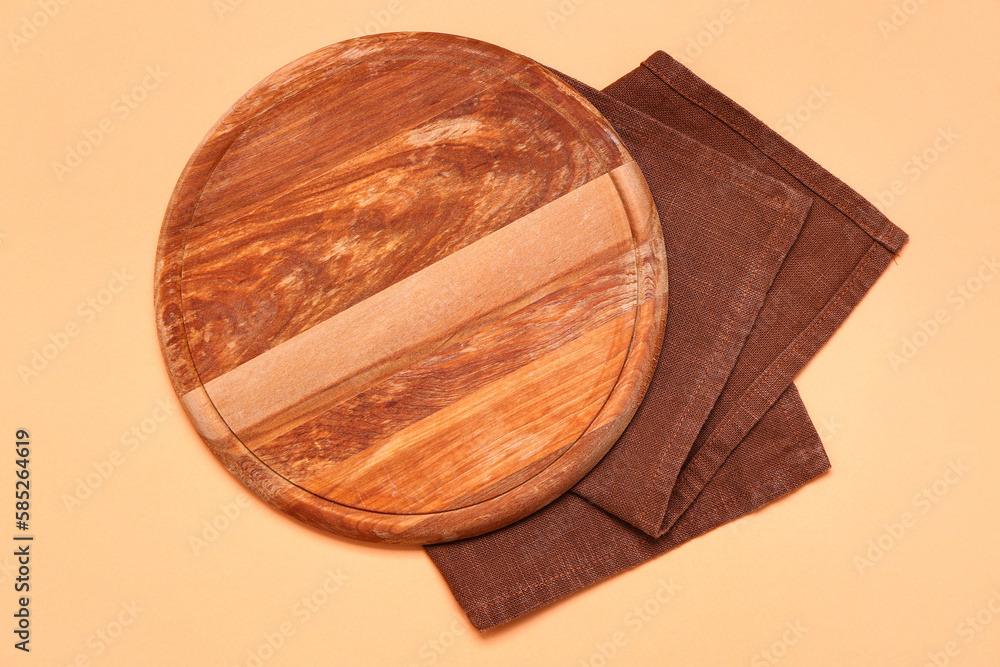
[155,32,667,544]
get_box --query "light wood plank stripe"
[184,164,638,440]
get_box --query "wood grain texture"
[154,32,667,544]
[254,252,636,476]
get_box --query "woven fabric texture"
[425,52,908,631]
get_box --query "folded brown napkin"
[426,51,908,630]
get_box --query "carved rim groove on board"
[153,32,668,544]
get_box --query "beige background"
[2,0,998,665]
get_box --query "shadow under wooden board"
[154,32,668,544]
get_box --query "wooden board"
[154,32,667,544]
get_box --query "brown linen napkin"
[425,51,908,630]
